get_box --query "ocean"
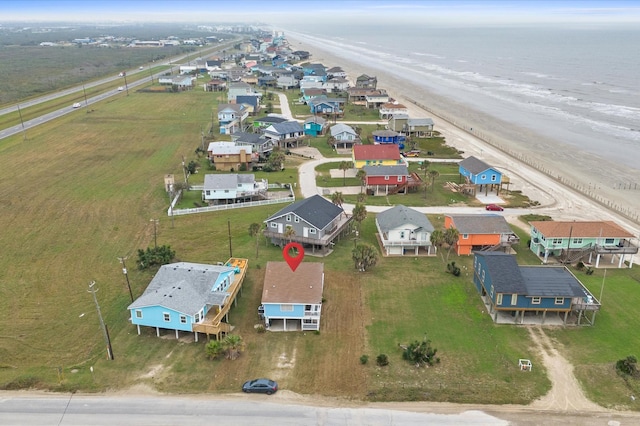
[280,23,640,188]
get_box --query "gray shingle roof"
[476,252,526,294]
[448,214,513,234]
[127,262,234,315]
[254,116,287,124]
[520,267,588,298]
[362,165,409,177]
[270,121,304,134]
[266,195,342,230]
[376,205,434,234]
[459,156,494,174]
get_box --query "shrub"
[447,261,461,276]
[238,163,248,172]
[401,337,439,367]
[255,325,266,334]
[616,355,638,377]
[360,354,369,365]
[376,354,389,367]
[576,261,585,270]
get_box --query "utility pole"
[88,281,113,360]
[82,84,89,113]
[16,103,26,141]
[181,156,189,187]
[117,256,134,302]
[123,72,129,96]
[150,219,159,249]
[228,219,233,257]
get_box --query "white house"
[376,205,435,256]
[202,173,267,203]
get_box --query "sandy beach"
[286,34,640,235]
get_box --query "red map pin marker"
[283,242,305,272]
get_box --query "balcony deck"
[192,257,248,339]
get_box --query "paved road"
[0,393,510,426]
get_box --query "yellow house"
[352,144,403,169]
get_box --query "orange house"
[445,214,519,255]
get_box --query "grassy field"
[0,81,639,410]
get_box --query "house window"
[491,175,497,181]
[195,313,201,322]
[555,297,564,305]
[294,216,300,223]
[205,190,210,196]
[531,297,541,305]
[397,176,403,182]
[270,222,277,228]
[286,215,291,222]
[309,228,316,234]
[384,175,390,180]
[572,238,583,244]
[400,231,405,239]
[163,313,171,322]
[496,294,503,305]
[281,304,293,312]
[135,310,143,319]
[481,270,485,283]
[180,315,187,324]
[511,294,518,305]
[224,189,229,193]
[462,234,469,239]
[552,238,563,245]
[481,174,486,180]
[489,285,494,298]
[605,238,615,244]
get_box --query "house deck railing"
[594,242,638,255]
[382,239,431,247]
[168,185,294,216]
[264,214,353,247]
[192,258,248,337]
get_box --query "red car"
[485,204,504,211]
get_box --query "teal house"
[530,220,637,268]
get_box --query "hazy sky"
[2,0,639,25]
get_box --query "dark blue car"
[242,378,278,395]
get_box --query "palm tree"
[205,340,223,360]
[419,161,430,199]
[248,222,262,258]
[339,161,352,186]
[351,203,367,231]
[352,243,379,272]
[443,227,460,262]
[284,225,296,244]
[428,169,440,192]
[356,169,367,194]
[331,191,344,209]
[222,334,244,360]
[430,229,445,262]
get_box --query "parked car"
[118,86,124,91]
[485,204,504,211]
[402,150,421,157]
[72,103,82,108]
[242,378,278,395]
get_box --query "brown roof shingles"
[531,221,633,238]
[262,262,324,304]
